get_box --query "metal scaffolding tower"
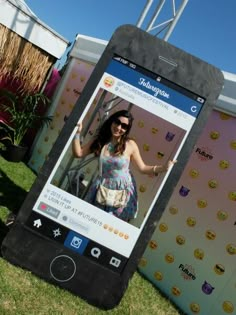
[136,0,189,41]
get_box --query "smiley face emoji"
[205,230,216,240]
[139,257,148,268]
[159,223,168,232]
[208,179,218,189]
[138,120,144,128]
[169,205,178,215]
[186,217,196,227]
[157,151,164,159]
[226,244,236,255]
[189,169,199,179]
[149,240,158,250]
[222,301,234,313]
[214,263,225,275]
[154,271,163,281]
[165,253,174,263]
[197,199,207,208]
[230,139,236,150]
[143,144,150,152]
[176,235,185,245]
[71,72,77,79]
[104,76,114,87]
[217,210,228,221]
[190,302,200,313]
[228,191,236,201]
[194,248,204,260]
[151,127,158,134]
[171,286,181,297]
[219,159,230,169]
[139,184,147,193]
[210,130,220,140]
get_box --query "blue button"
[64,231,89,254]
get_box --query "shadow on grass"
[0,169,28,256]
[0,220,9,256]
[0,170,28,215]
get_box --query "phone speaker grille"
[159,55,178,67]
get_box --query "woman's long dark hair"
[90,110,134,156]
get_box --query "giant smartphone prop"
[1,25,224,309]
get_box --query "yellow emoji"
[154,271,163,281]
[176,235,185,245]
[217,210,228,221]
[139,184,147,193]
[171,286,181,297]
[210,130,220,140]
[219,159,230,169]
[157,151,164,159]
[138,257,148,268]
[230,139,236,150]
[169,205,178,215]
[143,144,150,152]
[228,191,236,201]
[186,217,196,227]
[149,240,158,250]
[194,248,204,260]
[197,199,208,208]
[159,223,168,232]
[205,230,216,240]
[151,127,158,134]
[138,120,144,128]
[208,179,218,189]
[214,264,225,275]
[189,169,199,178]
[226,244,236,255]
[222,301,234,313]
[190,302,200,314]
[104,76,114,88]
[165,253,174,263]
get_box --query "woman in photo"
[72,109,175,222]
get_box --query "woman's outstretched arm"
[129,139,176,176]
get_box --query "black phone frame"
[1,25,224,309]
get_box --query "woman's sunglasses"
[113,118,129,130]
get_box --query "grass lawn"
[0,154,183,315]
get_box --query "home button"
[50,255,76,282]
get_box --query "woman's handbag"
[96,145,128,208]
[96,185,128,208]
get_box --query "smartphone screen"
[25,54,205,274]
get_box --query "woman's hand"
[166,159,177,170]
[76,122,83,134]
[153,160,177,176]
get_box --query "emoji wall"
[138,108,236,315]
[28,35,107,173]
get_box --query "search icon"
[191,106,197,113]
[91,247,101,259]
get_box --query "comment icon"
[91,247,101,259]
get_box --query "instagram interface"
[27,55,204,273]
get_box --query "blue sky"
[25,0,235,73]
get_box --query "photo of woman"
[72,109,175,222]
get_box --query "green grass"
[0,155,183,315]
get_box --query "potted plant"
[0,88,52,162]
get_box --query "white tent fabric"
[216,71,236,116]
[0,0,69,58]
